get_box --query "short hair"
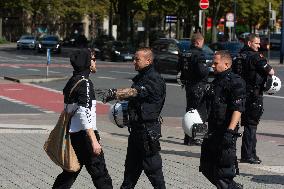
[246,33,259,43]
[214,50,232,66]
[137,47,153,63]
[191,33,204,44]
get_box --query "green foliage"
[0,37,8,44]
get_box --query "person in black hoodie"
[52,49,113,189]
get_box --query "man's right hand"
[102,88,117,103]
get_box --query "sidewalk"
[0,113,283,189]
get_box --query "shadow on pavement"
[161,149,200,158]
[241,173,284,185]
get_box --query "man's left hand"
[222,129,235,147]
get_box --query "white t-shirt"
[64,100,97,133]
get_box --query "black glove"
[102,88,117,103]
[222,129,236,148]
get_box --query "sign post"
[226,12,234,41]
[46,48,51,78]
[199,0,209,36]
[165,15,177,38]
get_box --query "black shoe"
[240,157,261,164]
[234,183,243,189]
[254,155,262,163]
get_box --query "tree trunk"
[117,0,128,41]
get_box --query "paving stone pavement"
[0,113,283,189]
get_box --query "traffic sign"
[166,15,177,23]
[199,0,209,10]
[226,12,234,21]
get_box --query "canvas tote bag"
[44,79,86,172]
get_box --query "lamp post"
[280,0,284,64]
[233,0,237,40]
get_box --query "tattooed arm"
[116,88,138,100]
[102,88,138,103]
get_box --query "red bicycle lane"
[0,83,109,114]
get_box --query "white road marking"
[97,76,116,80]
[0,95,53,113]
[255,165,284,174]
[48,70,60,74]
[109,71,136,75]
[264,94,284,99]
[26,68,40,72]
[4,88,23,91]
[9,65,21,68]
[15,56,28,59]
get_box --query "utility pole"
[281,0,284,64]
[233,0,237,40]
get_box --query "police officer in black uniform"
[103,47,166,189]
[200,50,245,189]
[239,34,275,164]
[179,33,212,145]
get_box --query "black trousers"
[200,134,238,189]
[53,130,113,189]
[121,130,166,189]
[241,95,263,159]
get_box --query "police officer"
[179,33,212,145]
[103,47,166,189]
[200,50,245,189]
[240,34,275,164]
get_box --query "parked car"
[259,34,269,51]
[16,35,37,50]
[62,34,88,47]
[152,38,214,75]
[270,33,281,50]
[100,41,135,62]
[36,35,61,53]
[209,41,244,58]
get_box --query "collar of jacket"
[241,45,255,53]
[215,68,232,80]
[132,64,154,82]
[72,69,90,78]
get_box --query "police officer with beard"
[200,50,245,189]
[103,47,166,189]
[239,34,275,164]
[179,33,212,145]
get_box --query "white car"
[17,35,37,50]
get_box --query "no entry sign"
[200,0,209,10]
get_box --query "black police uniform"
[120,64,166,189]
[239,45,273,163]
[200,69,245,189]
[180,45,210,144]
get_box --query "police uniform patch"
[259,54,264,58]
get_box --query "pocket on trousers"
[218,147,236,167]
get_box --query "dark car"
[270,33,281,50]
[152,38,214,75]
[63,34,88,47]
[37,35,61,53]
[16,35,37,50]
[209,41,244,58]
[100,41,135,62]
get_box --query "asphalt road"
[1,46,284,121]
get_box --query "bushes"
[0,37,8,44]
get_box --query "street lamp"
[233,0,237,40]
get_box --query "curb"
[3,75,68,83]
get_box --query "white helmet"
[182,109,205,138]
[264,75,281,95]
[108,101,129,128]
